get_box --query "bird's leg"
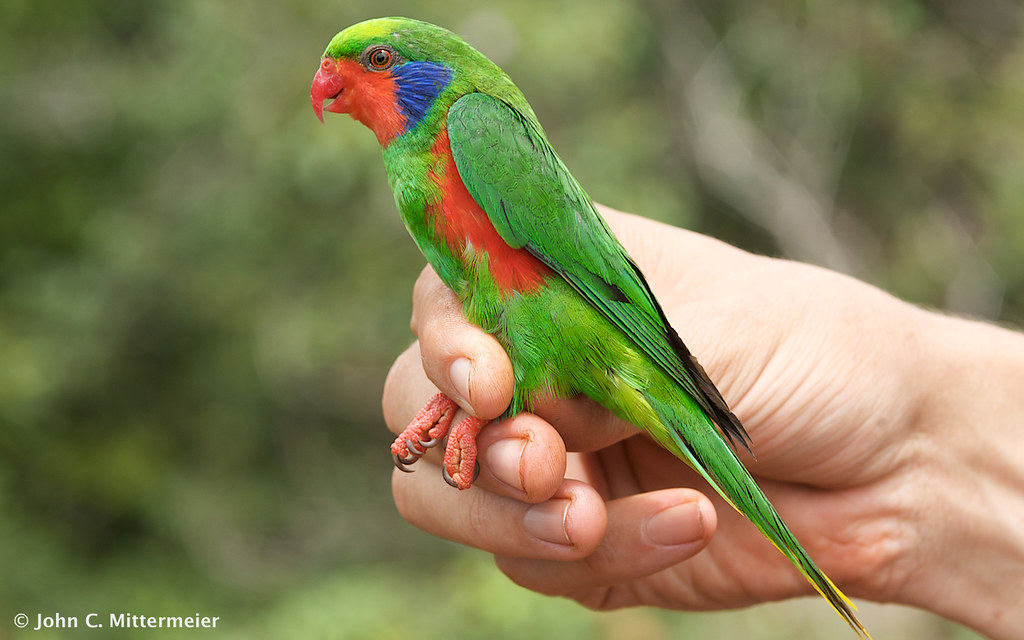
[390,393,487,490]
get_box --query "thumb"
[410,266,514,419]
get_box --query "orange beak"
[311,58,346,123]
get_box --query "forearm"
[900,310,1024,639]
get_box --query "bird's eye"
[367,47,394,70]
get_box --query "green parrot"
[311,17,870,638]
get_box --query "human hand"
[381,205,1024,637]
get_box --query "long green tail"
[643,392,871,639]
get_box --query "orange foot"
[391,393,487,490]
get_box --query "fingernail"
[524,498,572,546]
[449,357,472,409]
[644,501,705,547]
[485,438,526,492]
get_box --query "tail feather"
[645,393,872,639]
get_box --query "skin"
[383,206,1024,640]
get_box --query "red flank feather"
[429,131,552,294]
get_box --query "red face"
[311,55,406,145]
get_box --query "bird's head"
[311,17,524,146]
[312,17,485,146]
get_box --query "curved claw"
[406,438,426,457]
[393,454,416,473]
[442,464,460,489]
[418,436,441,449]
[442,460,482,489]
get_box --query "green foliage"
[0,0,1014,637]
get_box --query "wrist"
[894,311,1024,639]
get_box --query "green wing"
[447,92,751,453]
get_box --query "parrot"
[311,17,869,638]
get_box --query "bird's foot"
[391,393,456,470]
[441,413,486,490]
[390,393,486,490]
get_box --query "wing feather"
[447,93,751,453]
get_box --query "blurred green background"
[1,0,1017,638]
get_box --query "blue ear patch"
[392,62,453,133]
